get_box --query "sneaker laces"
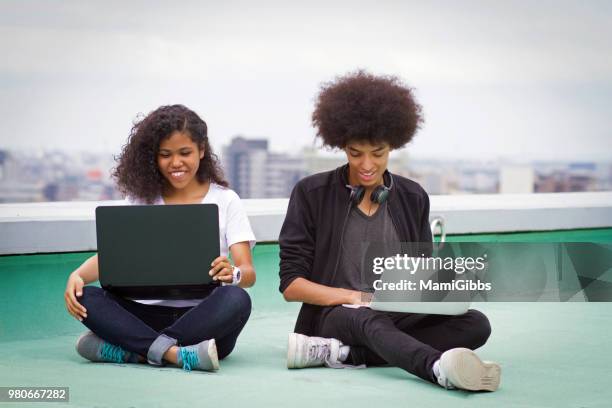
[180,347,200,372]
[308,343,331,364]
[308,340,365,369]
[99,342,126,364]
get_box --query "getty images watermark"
[371,253,492,292]
[359,242,612,302]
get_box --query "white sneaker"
[287,333,347,369]
[436,348,501,391]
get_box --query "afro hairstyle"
[312,70,424,149]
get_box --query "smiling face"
[157,131,205,192]
[345,141,390,188]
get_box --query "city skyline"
[3,138,612,164]
[1,135,610,203]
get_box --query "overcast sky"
[0,0,610,161]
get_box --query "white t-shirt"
[124,183,256,307]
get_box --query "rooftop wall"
[1,192,612,255]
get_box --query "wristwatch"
[222,266,242,286]
[232,266,242,285]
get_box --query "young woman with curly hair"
[64,104,255,372]
[279,71,501,391]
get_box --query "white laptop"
[343,257,472,315]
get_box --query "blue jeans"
[79,285,251,364]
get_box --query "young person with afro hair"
[278,71,501,391]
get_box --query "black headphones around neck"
[345,170,394,206]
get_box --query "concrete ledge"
[1,192,611,255]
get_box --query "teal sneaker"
[178,339,219,372]
[75,331,134,364]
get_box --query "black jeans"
[79,285,251,362]
[317,307,491,383]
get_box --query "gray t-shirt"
[333,201,401,292]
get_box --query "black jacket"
[278,164,433,335]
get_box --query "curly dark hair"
[312,70,424,149]
[113,104,228,203]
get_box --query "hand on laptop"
[209,256,234,284]
[343,290,373,308]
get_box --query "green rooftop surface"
[1,229,612,408]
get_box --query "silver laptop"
[343,256,471,315]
